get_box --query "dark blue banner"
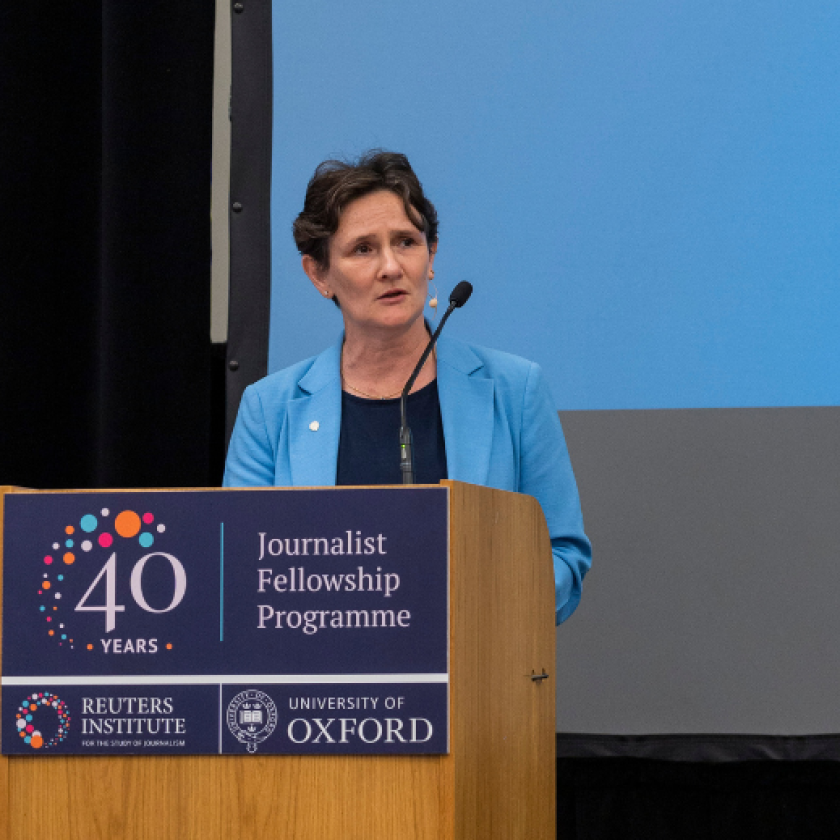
[2,488,449,755]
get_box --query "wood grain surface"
[446,480,556,840]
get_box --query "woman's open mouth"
[378,289,407,302]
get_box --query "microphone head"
[449,281,473,308]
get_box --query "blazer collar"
[287,333,497,488]
[436,335,495,487]
[287,338,342,486]
[298,338,342,395]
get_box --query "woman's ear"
[302,255,332,300]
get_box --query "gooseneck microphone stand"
[399,281,473,484]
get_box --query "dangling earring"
[428,274,438,310]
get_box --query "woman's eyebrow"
[343,232,374,247]
[344,227,420,246]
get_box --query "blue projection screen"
[267,0,840,411]
[228,0,840,753]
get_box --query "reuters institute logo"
[15,692,71,749]
[226,690,278,753]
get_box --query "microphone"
[400,282,473,484]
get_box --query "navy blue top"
[336,379,448,486]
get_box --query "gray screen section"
[556,406,840,737]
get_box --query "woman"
[224,151,591,624]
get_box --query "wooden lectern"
[0,481,555,839]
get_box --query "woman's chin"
[365,303,424,331]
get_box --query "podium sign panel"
[1,488,449,756]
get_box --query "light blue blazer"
[224,334,592,623]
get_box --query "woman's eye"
[354,243,372,254]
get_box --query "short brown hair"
[293,150,439,271]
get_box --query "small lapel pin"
[309,421,320,432]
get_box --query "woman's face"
[303,190,436,338]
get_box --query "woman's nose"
[378,246,401,276]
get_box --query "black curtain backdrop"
[557,758,840,840]
[1,1,219,490]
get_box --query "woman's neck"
[341,318,436,399]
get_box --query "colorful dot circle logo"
[15,692,70,749]
[38,507,168,649]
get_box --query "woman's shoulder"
[438,335,539,381]
[437,335,551,412]
[244,343,340,404]
[248,355,318,393]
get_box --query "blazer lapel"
[437,336,494,487]
[287,341,342,486]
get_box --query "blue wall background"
[269,0,840,410]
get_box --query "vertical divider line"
[218,683,223,753]
[220,522,224,641]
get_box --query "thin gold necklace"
[343,381,402,400]
[342,347,436,400]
